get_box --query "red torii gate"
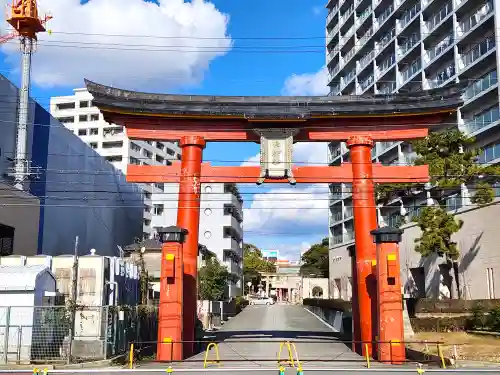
[85,80,464,361]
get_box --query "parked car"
[250,296,275,305]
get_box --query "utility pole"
[67,236,79,364]
[13,36,32,189]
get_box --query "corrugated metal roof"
[0,264,49,291]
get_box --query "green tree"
[378,129,500,298]
[243,244,276,290]
[198,257,229,301]
[300,237,329,277]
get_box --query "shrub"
[235,296,249,314]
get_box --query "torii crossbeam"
[85,79,464,361]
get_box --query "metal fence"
[0,305,157,365]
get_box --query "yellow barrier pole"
[437,344,446,369]
[417,363,425,374]
[33,368,39,375]
[290,342,301,370]
[365,343,370,368]
[203,342,221,368]
[166,366,173,374]
[129,343,134,369]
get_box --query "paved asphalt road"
[129,304,500,373]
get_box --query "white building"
[50,89,181,240]
[150,183,244,298]
[326,0,500,299]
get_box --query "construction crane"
[4,0,51,190]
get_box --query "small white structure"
[0,265,57,363]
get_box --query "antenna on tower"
[4,0,52,190]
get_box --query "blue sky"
[0,0,330,260]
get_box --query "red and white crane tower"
[3,0,51,189]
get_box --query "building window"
[79,114,88,122]
[103,127,123,137]
[102,141,123,149]
[144,191,152,199]
[156,142,165,150]
[78,129,87,136]
[79,101,89,108]
[89,142,98,149]
[90,114,100,121]
[154,183,164,191]
[167,148,176,156]
[56,102,75,110]
[144,219,151,226]
[130,157,141,165]
[130,142,141,152]
[156,154,165,164]
[105,155,122,162]
[143,149,153,159]
[89,128,98,135]
[144,205,151,213]
[58,117,74,124]
[153,204,164,215]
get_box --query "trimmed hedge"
[410,316,471,332]
[303,298,352,313]
[406,298,500,317]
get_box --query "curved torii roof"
[84,79,465,121]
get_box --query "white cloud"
[281,67,329,96]
[312,6,323,16]
[1,0,231,90]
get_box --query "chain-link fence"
[0,305,157,365]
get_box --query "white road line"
[303,306,339,332]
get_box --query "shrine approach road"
[129,304,500,374]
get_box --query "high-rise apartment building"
[50,89,181,240]
[326,0,500,299]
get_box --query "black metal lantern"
[370,227,403,244]
[157,226,188,244]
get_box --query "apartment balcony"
[398,3,421,33]
[464,105,500,135]
[378,141,399,154]
[330,64,341,79]
[378,82,396,94]
[340,25,355,47]
[344,207,353,219]
[460,36,495,70]
[340,6,355,27]
[359,74,374,92]
[458,1,493,38]
[331,211,343,221]
[356,6,372,27]
[358,50,375,73]
[329,191,344,201]
[327,28,338,46]
[463,70,498,102]
[426,34,453,63]
[426,2,452,33]
[376,28,395,53]
[401,58,422,84]
[358,26,373,47]
[341,69,356,90]
[376,54,395,78]
[331,84,341,96]
[327,5,339,26]
[428,64,455,89]
[398,33,420,58]
[343,47,356,65]
[375,4,394,30]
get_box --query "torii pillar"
[176,135,206,357]
[348,135,378,357]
